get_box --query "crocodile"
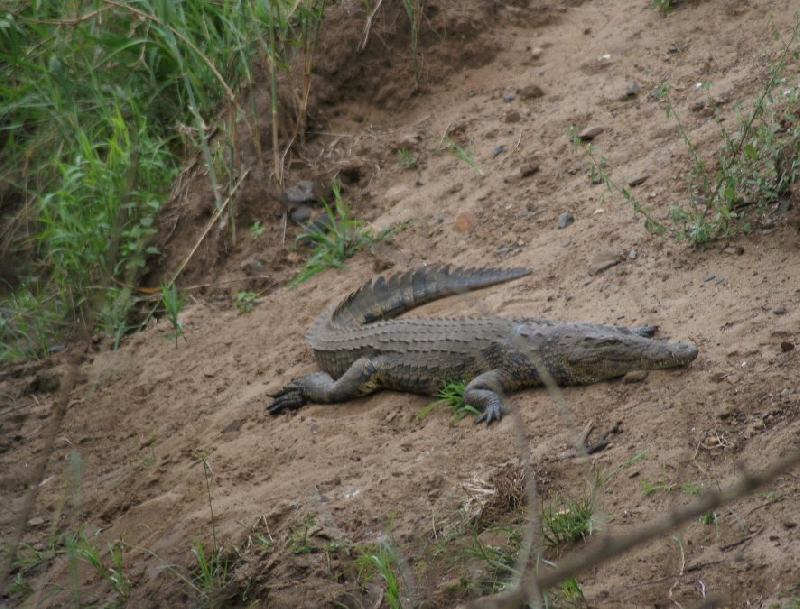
[267,265,698,424]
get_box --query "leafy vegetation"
[0,0,326,359]
[289,181,404,286]
[417,379,482,421]
[572,14,800,244]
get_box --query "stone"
[589,248,621,275]
[519,84,545,100]
[557,212,574,229]
[577,126,604,141]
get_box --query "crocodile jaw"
[564,334,698,384]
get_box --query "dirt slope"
[3,0,800,607]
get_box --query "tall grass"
[0,0,325,357]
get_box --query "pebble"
[772,305,787,315]
[282,181,316,206]
[531,46,543,59]
[589,248,621,275]
[243,259,265,276]
[502,91,516,102]
[520,161,539,177]
[504,173,521,184]
[626,81,640,97]
[454,211,478,233]
[557,212,574,229]
[27,516,45,527]
[491,145,505,158]
[577,126,604,141]
[780,341,795,352]
[290,203,313,223]
[723,246,744,255]
[628,174,650,186]
[519,84,545,100]
[628,249,637,259]
[690,99,706,112]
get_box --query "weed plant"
[289,181,403,286]
[0,1,326,358]
[571,14,800,244]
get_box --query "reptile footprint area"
[3,0,800,606]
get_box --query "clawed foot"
[266,384,308,415]
[473,403,503,426]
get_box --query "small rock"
[447,183,464,194]
[723,246,744,255]
[589,248,621,275]
[519,83,545,100]
[623,370,649,384]
[772,305,787,315]
[27,516,45,527]
[531,46,543,59]
[626,81,640,97]
[577,126,604,141]
[243,259,265,276]
[628,249,637,259]
[690,99,706,112]
[282,181,316,206]
[222,420,243,434]
[503,174,521,184]
[454,211,478,233]
[780,341,795,352]
[667,44,679,54]
[557,212,575,229]
[502,91,516,102]
[290,203,314,223]
[491,145,505,158]
[504,110,521,123]
[520,161,539,177]
[628,174,650,187]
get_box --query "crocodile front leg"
[466,369,518,426]
[268,358,383,415]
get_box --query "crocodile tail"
[326,265,532,328]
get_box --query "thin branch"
[468,449,800,609]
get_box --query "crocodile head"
[559,327,698,385]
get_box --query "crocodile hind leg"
[267,358,383,415]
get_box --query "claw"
[474,404,503,426]
[266,386,307,415]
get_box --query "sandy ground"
[2,0,800,607]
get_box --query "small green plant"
[401,0,423,88]
[191,540,230,591]
[540,495,595,550]
[417,380,480,421]
[288,514,317,555]
[160,282,186,347]
[680,481,703,496]
[234,291,258,313]
[698,511,718,526]
[460,527,521,596]
[397,147,418,169]
[652,0,678,12]
[250,220,265,239]
[367,539,404,609]
[66,531,131,601]
[436,137,484,175]
[640,476,677,498]
[289,181,404,286]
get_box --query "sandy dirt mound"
[3,0,800,607]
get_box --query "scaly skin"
[268,266,698,424]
